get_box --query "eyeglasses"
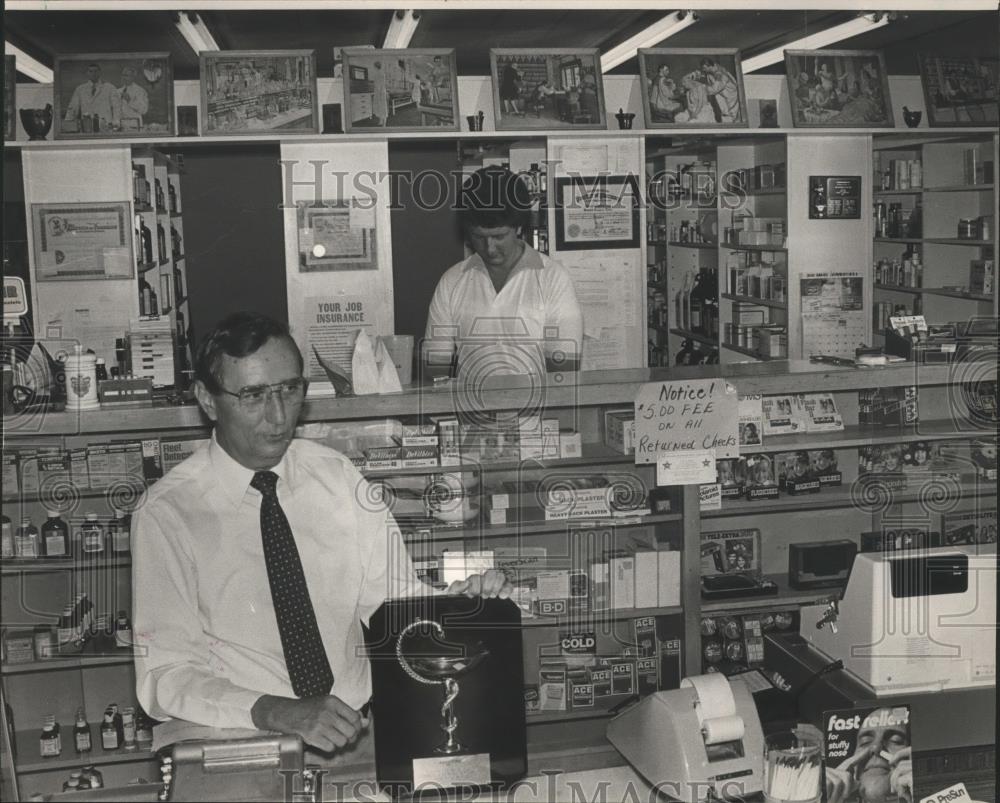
[217,377,309,409]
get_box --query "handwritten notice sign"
[634,379,740,465]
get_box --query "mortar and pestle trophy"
[20,104,53,140]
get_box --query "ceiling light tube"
[383,9,420,49]
[175,12,215,54]
[601,10,698,73]
[741,12,890,73]
[5,41,53,83]
[190,13,220,52]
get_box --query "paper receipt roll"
[681,673,743,745]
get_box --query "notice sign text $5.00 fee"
[634,379,740,465]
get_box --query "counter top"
[4,361,972,438]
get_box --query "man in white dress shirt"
[117,65,149,131]
[133,312,509,752]
[63,62,119,131]
[423,167,584,379]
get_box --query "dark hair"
[457,166,532,232]
[194,311,302,394]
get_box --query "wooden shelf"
[874,188,922,195]
[7,126,998,151]
[721,293,787,309]
[2,651,134,676]
[702,475,995,519]
[875,284,993,301]
[922,287,993,302]
[520,603,683,629]
[400,510,682,543]
[923,238,994,246]
[701,573,837,614]
[669,328,717,347]
[722,342,782,361]
[743,187,786,197]
[721,244,787,253]
[923,183,993,193]
[366,442,636,479]
[13,730,154,774]
[1,556,131,576]
[874,237,923,244]
[875,283,922,295]
[667,241,717,249]
[527,708,617,726]
[729,420,995,454]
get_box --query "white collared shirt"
[423,244,584,375]
[132,435,428,730]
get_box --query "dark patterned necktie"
[251,470,334,698]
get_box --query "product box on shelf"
[970,259,995,296]
[2,629,35,664]
[603,409,635,455]
[68,447,90,490]
[160,438,210,474]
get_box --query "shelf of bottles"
[872,135,997,340]
[130,150,191,385]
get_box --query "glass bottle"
[40,715,62,757]
[80,512,105,555]
[122,706,137,751]
[108,508,131,555]
[1,513,14,558]
[82,765,104,789]
[95,358,109,382]
[15,517,40,559]
[689,270,705,334]
[56,604,75,649]
[74,708,93,754]
[139,217,154,265]
[100,711,120,751]
[41,510,70,558]
[681,271,694,331]
[156,220,167,263]
[114,610,133,650]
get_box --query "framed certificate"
[31,202,134,281]
[554,174,641,251]
[295,200,377,272]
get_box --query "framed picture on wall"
[490,48,606,131]
[918,54,999,127]
[784,49,894,128]
[31,202,134,281]
[53,52,174,139]
[4,55,15,141]
[200,49,318,135]
[638,48,748,128]
[554,174,641,251]
[342,48,459,133]
[295,200,378,272]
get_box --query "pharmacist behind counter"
[422,166,584,380]
[132,311,511,754]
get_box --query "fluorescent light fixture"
[601,10,697,73]
[742,12,890,73]
[175,11,220,54]
[190,13,220,51]
[5,41,53,83]
[383,9,420,49]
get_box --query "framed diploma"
[295,200,377,272]
[554,174,641,251]
[31,202,134,281]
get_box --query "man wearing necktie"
[132,312,509,752]
[63,62,120,132]
[117,65,149,132]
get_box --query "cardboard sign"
[634,380,740,465]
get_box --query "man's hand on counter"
[447,568,512,599]
[251,694,366,753]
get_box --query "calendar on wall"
[800,271,866,358]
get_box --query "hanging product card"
[303,295,376,379]
[801,272,865,359]
[655,449,717,486]
[738,394,764,447]
[634,379,740,466]
[699,483,722,511]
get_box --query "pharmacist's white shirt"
[423,244,584,375]
[132,434,428,730]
